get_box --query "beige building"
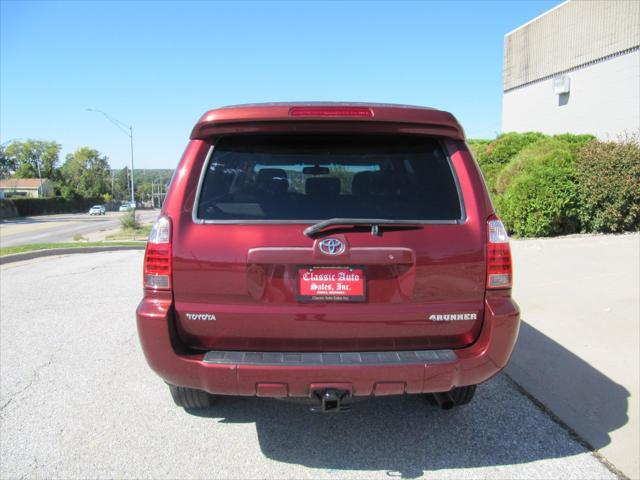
[502,0,640,140]
[0,178,52,198]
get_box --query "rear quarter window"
[195,134,462,222]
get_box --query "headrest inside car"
[306,177,341,197]
[256,168,289,195]
[352,171,373,196]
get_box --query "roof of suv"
[190,102,465,140]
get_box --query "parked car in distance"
[88,205,106,215]
[119,204,131,212]
[137,103,520,413]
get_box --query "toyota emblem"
[318,238,345,255]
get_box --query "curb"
[0,245,146,265]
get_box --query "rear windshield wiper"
[304,218,423,237]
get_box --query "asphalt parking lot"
[0,251,618,479]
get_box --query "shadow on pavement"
[506,320,629,451]
[187,321,629,477]
[188,369,614,478]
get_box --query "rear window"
[196,135,462,221]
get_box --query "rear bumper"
[136,293,520,397]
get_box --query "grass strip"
[0,241,144,257]
[106,224,152,241]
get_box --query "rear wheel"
[426,385,476,409]
[168,384,214,409]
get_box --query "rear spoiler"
[190,103,466,141]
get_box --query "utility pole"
[35,158,43,197]
[126,168,130,200]
[87,108,135,209]
[129,125,135,207]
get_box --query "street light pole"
[35,158,43,197]
[86,108,135,208]
[129,125,135,207]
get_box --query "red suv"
[136,103,520,412]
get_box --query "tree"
[4,140,61,180]
[61,147,111,198]
[113,167,131,201]
[102,193,113,205]
[0,144,15,178]
[136,181,152,202]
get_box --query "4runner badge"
[185,313,216,321]
[429,313,477,321]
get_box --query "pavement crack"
[0,358,55,413]
[42,264,105,280]
[1,376,36,412]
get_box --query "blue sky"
[1,0,560,169]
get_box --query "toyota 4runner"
[136,103,520,412]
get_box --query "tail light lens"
[144,215,172,290]
[487,217,512,289]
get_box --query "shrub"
[477,162,505,195]
[120,210,141,230]
[483,132,547,165]
[0,198,18,219]
[469,132,547,195]
[576,137,640,233]
[467,139,492,161]
[495,137,589,195]
[495,138,580,237]
[551,133,596,147]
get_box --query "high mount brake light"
[144,215,172,290]
[486,217,512,289]
[288,106,374,118]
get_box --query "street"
[0,249,623,479]
[0,210,159,247]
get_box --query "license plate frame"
[296,265,367,303]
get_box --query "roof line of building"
[504,0,570,37]
[503,45,639,93]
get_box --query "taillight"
[486,216,512,289]
[144,215,172,290]
[288,106,374,118]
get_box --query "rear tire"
[168,384,214,409]
[426,385,476,408]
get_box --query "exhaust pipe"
[432,392,455,410]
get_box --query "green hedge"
[10,197,103,216]
[576,138,640,233]
[0,199,18,219]
[494,139,580,237]
[469,132,638,237]
[469,133,595,198]
[469,132,546,194]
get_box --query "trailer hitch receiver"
[311,388,351,413]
